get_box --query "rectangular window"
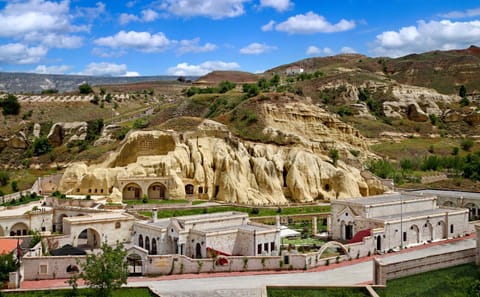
[264,242,269,252]
[39,264,47,274]
[270,242,275,251]
[257,244,262,254]
[403,232,407,242]
[450,224,454,233]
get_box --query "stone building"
[133,211,281,258]
[331,193,469,252]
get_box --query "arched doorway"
[185,184,194,195]
[148,183,166,200]
[407,224,420,246]
[435,221,447,239]
[145,236,150,253]
[151,238,157,255]
[317,241,350,259]
[138,234,144,248]
[66,265,79,274]
[127,253,142,276]
[421,222,433,242]
[77,228,101,249]
[195,243,202,259]
[122,183,142,200]
[10,222,29,236]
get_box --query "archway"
[55,214,68,233]
[435,221,447,239]
[195,243,202,259]
[185,184,194,195]
[151,238,157,255]
[421,222,433,242]
[77,228,101,249]
[407,224,420,246]
[145,236,150,253]
[148,183,166,200]
[376,236,382,251]
[138,234,144,248]
[66,265,79,274]
[318,241,350,259]
[127,253,142,276]
[10,222,28,236]
[122,183,143,200]
[465,203,478,220]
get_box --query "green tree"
[329,148,339,166]
[79,83,93,94]
[461,139,475,151]
[0,253,19,284]
[269,74,280,87]
[132,118,148,129]
[459,85,467,98]
[11,180,18,192]
[0,94,21,115]
[243,84,259,98]
[0,171,9,186]
[31,136,52,156]
[217,80,236,93]
[79,242,128,297]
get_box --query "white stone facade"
[331,193,469,252]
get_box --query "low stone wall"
[22,255,86,280]
[373,248,476,286]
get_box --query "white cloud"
[0,43,47,64]
[275,12,355,34]
[372,20,480,57]
[439,7,480,19]
[159,0,249,19]
[24,33,83,49]
[167,61,240,76]
[306,46,334,56]
[240,42,277,55]
[178,38,217,54]
[340,46,356,54]
[94,31,171,52]
[91,48,126,58]
[261,20,276,32]
[79,62,140,76]
[33,64,71,74]
[119,13,139,25]
[260,0,292,12]
[119,9,159,24]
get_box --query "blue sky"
[0,0,480,76]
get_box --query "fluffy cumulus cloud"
[119,9,159,24]
[306,46,333,56]
[275,12,355,34]
[159,0,249,19]
[33,64,71,74]
[372,20,480,57]
[178,38,217,54]
[167,61,240,76]
[439,7,480,19]
[260,0,292,12]
[261,20,276,32]
[94,31,171,52]
[0,43,47,64]
[240,42,277,55]
[79,62,140,76]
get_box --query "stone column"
[152,208,158,223]
[312,217,318,235]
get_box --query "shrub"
[79,83,93,94]
[31,136,52,156]
[243,83,259,98]
[217,80,236,93]
[0,171,9,186]
[429,114,438,126]
[461,139,474,151]
[0,94,21,115]
[452,147,460,156]
[115,127,130,141]
[251,208,260,215]
[11,181,18,192]
[329,148,339,166]
[460,97,470,107]
[337,106,353,117]
[133,118,148,129]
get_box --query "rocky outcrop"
[59,115,385,205]
[5,132,28,149]
[47,122,87,147]
[94,124,122,146]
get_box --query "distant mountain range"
[0,72,198,94]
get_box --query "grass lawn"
[124,199,190,205]
[377,263,480,297]
[4,287,155,297]
[140,205,330,219]
[268,287,370,297]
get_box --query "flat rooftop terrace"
[338,192,435,206]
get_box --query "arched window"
[66,265,79,273]
[138,234,143,248]
[151,238,157,255]
[115,222,121,229]
[145,236,150,253]
[185,184,194,195]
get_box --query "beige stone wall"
[23,256,86,280]
[373,248,476,286]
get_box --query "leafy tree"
[104,93,112,103]
[86,119,104,142]
[0,171,9,186]
[217,80,236,93]
[429,114,438,126]
[79,242,128,297]
[79,83,93,94]
[0,94,21,115]
[132,118,148,129]
[452,147,460,156]
[31,136,52,156]
[99,87,106,95]
[0,253,19,283]
[459,85,467,98]
[243,84,259,98]
[257,78,269,90]
[329,148,339,166]
[11,181,18,192]
[269,74,280,87]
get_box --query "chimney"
[152,208,158,223]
